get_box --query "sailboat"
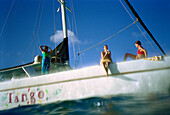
[0,0,170,111]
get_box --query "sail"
[51,37,69,63]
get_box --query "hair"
[104,45,108,48]
[135,41,141,45]
[44,46,48,50]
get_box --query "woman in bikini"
[123,40,147,61]
[101,45,113,76]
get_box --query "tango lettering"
[9,90,45,104]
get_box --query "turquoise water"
[0,93,169,115]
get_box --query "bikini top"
[137,49,144,55]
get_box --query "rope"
[0,0,15,39]
[119,0,160,56]
[75,19,138,56]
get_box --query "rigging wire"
[53,0,61,56]
[18,0,44,62]
[5,9,19,66]
[32,0,42,58]
[75,20,138,56]
[68,0,77,68]
[18,38,35,64]
[53,0,57,50]
[0,0,15,39]
[0,1,32,66]
[54,7,60,56]
[18,0,43,62]
[69,0,82,68]
[1,0,16,68]
[53,0,56,34]
[37,0,45,51]
[20,0,45,63]
[32,0,45,58]
[67,14,77,68]
[119,0,160,56]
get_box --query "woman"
[123,41,147,61]
[101,45,113,76]
[40,45,52,75]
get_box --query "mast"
[60,0,68,38]
[59,0,69,64]
[124,0,166,56]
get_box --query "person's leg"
[41,59,45,75]
[124,53,136,61]
[102,62,108,76]
[105,62,109,76]
[46,59,50,74]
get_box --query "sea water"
[0,93,169,115]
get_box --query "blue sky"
[0,0,170,69]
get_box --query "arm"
[144,49,147,58]
[48,47,53,54]
[39,45,45,52]
[101,51,111,59]
[101,51,108,59]
[101,52,104,59]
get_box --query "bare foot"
[106,73,108,77]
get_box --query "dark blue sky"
[0,0,170,69]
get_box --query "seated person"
[124,40,147,61]
[101,45,113,76]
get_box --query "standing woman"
[101,45,113,76]
[40,45,52,75]
[124,40,147,61]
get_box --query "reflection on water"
[0,92,170,115]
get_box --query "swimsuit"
[137,49,145,59]
[101,52,112,63]
[42,52,50,74]
[137,49,144,54]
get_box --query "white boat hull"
[0,56,170,111]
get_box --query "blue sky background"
[0,0,170,69]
